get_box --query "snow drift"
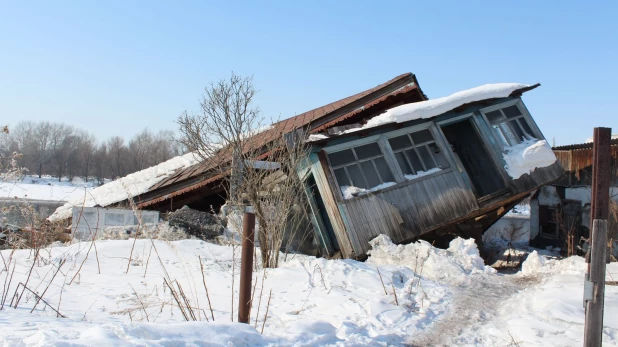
[367,234,495,285]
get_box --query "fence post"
[583,127,611,347]
[238,206,255,324]
[584,219,608,347]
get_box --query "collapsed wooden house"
[135,73,563,259]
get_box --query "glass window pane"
[360,161,381,188]
[428,143,449,168]
[509,119,526,142]
[485,110,504,124]
[347,164,367,189]
[328,149,355,167]
[417,145,437,170]
[518,118,535,138]
[405,149,425,172]
[354,143,382,160]
[503,105,522,118]
[395,152,413,175]
[492,125,509,147]
[374,157,394,182]
[388,135,412,151]
[334,168,350,187]
[410,129,434,144]
[499,123,517,145]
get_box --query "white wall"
[71,207,159,240]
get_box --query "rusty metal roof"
[144,73,424,202]
[552,139,618,151]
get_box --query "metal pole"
[584,220,608,347]
[238,206,255,324]
[583,127,611,347]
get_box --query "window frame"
[479,99,543,148]
[328,142,395,190]
[383,125,451,177]
[323,123,453,200]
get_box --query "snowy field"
[0,176,96,202]
[0,234,616,346]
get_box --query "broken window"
[540,206,559,239]
[483,104,536,147]
[327,142,395,190]
[387,129,449,177]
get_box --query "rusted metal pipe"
[238,206,255,324]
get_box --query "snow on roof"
[362,83,531,130]
[48,152,199,222]
[502,139,557,179]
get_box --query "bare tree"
[178,73,310,268]
[92,143,109,185]
[33,122,52,178]
[129,128,154,171]
[50,123,75,181]
[76,131,96,181]
[106,136,130,179]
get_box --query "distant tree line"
[0,121,185,185]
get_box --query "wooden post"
[589,127,612,226]
[238,206,255,324]
[583,127,611,347]
[584,219,608,347]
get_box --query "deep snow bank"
[367,235,495,284]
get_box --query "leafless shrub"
[177,73,310,268]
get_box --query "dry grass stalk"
[231,244,237,322]
[56,279,66,318]
[260,289,272,334]
[12,282,66,318]
[390,280,399,306]
[163,277,190,321]
[69,212,102,284]
[254,268,267,328]
[313,264,327,290]
[30,259,65,313]
[1,261,16,309]
[248,273,258,319]
[376,267,388,295]
[124,192,143,274]
[82,300,96,321]
[129,284,150,322]
[199,256,215,321]
[175,280,197,321]
[14,249,39,308]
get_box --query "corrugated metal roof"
[552,139,618,151]
[146,73,423,196]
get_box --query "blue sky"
[1,1,616,145]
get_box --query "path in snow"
[407,271,540,346]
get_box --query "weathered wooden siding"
[338,168,478,255]
[508,161,565,196]
[553,145,618,187]
[309,152,355,258]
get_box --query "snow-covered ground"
[0,175,97,201]
[0,233,616,346]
